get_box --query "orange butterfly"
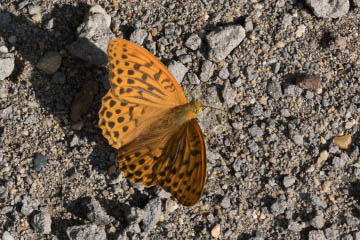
[98,38,207,206]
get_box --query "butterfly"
[98,38,207,206]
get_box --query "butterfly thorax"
[169,101,203,125]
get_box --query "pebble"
[292,134,304,145]
[165,199,178,213]
[222,80,237,106]
[333,134,351,150]
[206,25,245,62]
[84,197,112,225]
[310,195,328,209]
[0,51,15,80]
[70,135,79,147]
[248,124,263,138]
[271,200,287,216]
[245,66,258,81]
[187,72,200,84]
[220,197,231,209]
[33,154,48,171]
[168,61,188,84]
[199,60,215,82]
[32,210,52,234]
[185,33,202,50]
[284,85,303,97]
[310,215,325,229]
[141,198,161,232]
[288,221,305,232]
[308,230,327,240]
[211,224,221,238]
[130,29,148,45]
[66,224,107,240]
[21,196,40,216]
[219,67,230,80]
[266,81,283,100]
[324,226,339,239]
[297,74,321,91]
[305,0,350,18]
[2,232,15,240]
[0,85,8,98]
[28,5,41,15]
[36,51,62,74]
[283,176,296,188]
[317,150,329,166]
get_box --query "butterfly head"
[186,101,203,119]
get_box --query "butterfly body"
[99,38,207,206]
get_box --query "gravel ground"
[0,0,360,239]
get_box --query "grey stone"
[354,232,360,240]
[220,197,231,209]
[67,5,114,66]
[266,81,282,99]
[0,206,13,215]
[333,156,346,168]
[185,34,202,50]
[141,198,161,232]
[33,153,47,171]
[28,5,41,15]
[271,200,287,215]
[305,0,350,18]
[130,29,148,45]
[292,134,304,145]
[325,226,339,240]
[288,221,304,232]
[199,60,215,82]
[283,176,296,188]
[179,54,192,64]
[66,224,107,240]
[70,135,79,147]
[308,230,327,240]
[219,67,230,79]
[207,25,245,62]
[32,211,52,234]
[245,66,258,81]
[36,51,62,74]
[187,72,200,84]
[0,52,15,80]
[0,105,13,119]
[346,216,360,228]
[85,197,112,225]
[353,0,360,7]
[310,215,325,229]
[341,234,353,240]
[284,85,303,97]
[21,196,40,216]
[2,231,15,240]
[310,195,328,209]
[222,80,237,106]
[0,85,8,98]
[281,109,290,117]
[168,61,188,84]
[248,125,263,138]
[126,207,144,223]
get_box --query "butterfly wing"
[99,38,187,149]
[117,119,207,207]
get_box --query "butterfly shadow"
[0,3,132,239]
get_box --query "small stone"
[211,224,221,238]
[36,51,62,74]
[21,196,40,216]
[141,198,161,232]
[0,85,8,98]
[310,195,328,209]
[0,52,15,80]
[187,72,200,84]
[284,85,303,97]
[72,121,84,131]
[33,154,47,171]
[220,197,231,209]
[305,0,350,18]
[353,0,360,7]
[199,60,215,82]
[130,29,148,45]
[165,199,178,213]
[297,74,321,91]
[66,224,106,240]
[333,153,348,168]
[283,176,296,188]
[2,232,15,240]
[292,134,303,145]
[266,81,282,99]
[179,54,192,64]
[271,200,287,215]
[248,125,263,138]
[219,67,229,79]
[28,5,41,15]
[321,180,332,192]
[168,61,188,84]
[222,80,237,106]
[32,211,52,234]
[206,25,245,62]
[317,150,329,166]
[324,226,339,240]
[342,234,354,240]
[308,230,327,240]
[70,135,79,147]
[354,231,360,240]
[245,66,258,81]
[84,197,112,225]
[310,215,325,229]
[185,33,201,50]
[288,221,305,232]
[333,134,351,150]
[281,109,290,117]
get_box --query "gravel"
[0,1,360,239]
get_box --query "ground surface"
[0,0,360,239]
